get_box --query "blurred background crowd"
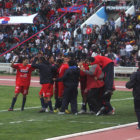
[0,0,140,67]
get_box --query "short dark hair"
[68,60,76,66]
[87,57,95,62]
[20,57,28,63]
[40,57,49,65]
[56,59,63,65]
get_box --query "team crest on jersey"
[20,69,29,73]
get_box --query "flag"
[57,4,86,13]
[0,13,38,25]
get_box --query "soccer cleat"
[54,109,59,113]
[96,106,105,116]
[74,112,78,115]
[45,108,49,113]
[89,111,95,114]
[49,110,54,113]
[65,109,71,114]
[58,112,65,115]
[38,108,45,113]
[21,108,24,111]
[108,108,115,115]
[8,108,13,111]
[78,109,86,114]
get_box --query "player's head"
[63,55,70,63]
[56,59,63,67]
[68,60,76,66]
[48,55,55,64]
[87,57,95,65]
[39,57,48,64]
[22,57,28,66]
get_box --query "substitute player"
[8,57,35,111]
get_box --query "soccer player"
[78,60,89,114]
[80,57,104,113]
[89,56,115,115]
[55,55,70,113]
[8,57,35,111]
[53,59,63,112]
[31,55,53,113]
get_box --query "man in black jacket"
[55,60,80,115]
[126,62,140,129]
[32,56,53,113]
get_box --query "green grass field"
[0,85,136,140]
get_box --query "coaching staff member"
[54,60,80,115]
[126,62,140,129]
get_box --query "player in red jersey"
[8,57,35,111]
[78,60,89,114]
[53,59,63,112]
[90,56,115,115]
[54,55,70,113]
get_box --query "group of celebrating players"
[8,53,115,116]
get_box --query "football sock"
[58,98,62,108]
[82,103,86,111]
[21,97,26,111]
[45,102,48,108]
[48,101,53,111]
[40,97,45,109]
[10,97,17,109]
[54,98,58,109]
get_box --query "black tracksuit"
[126,69,140,128]
[31,57,53,84]
[56,66,80,114]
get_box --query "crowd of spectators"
[0,0,140,67]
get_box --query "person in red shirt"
[90,56,115,115]
[78,60,89,114]
[80,58,104,113]
[54,55,70,113]
[53,59,63,112]
[91,55,114,93]
[8,57,34,111]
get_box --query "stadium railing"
[0,63,138,77]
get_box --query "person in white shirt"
[125,42,133,58]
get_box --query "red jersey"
[57,63,69,97]
[13,64,34,87]
[85,64,104,90]
[91,55,113,69]
[80,63,89,78]
[58,63,69,78]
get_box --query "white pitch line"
[0,97,133,113]
[78,97,133,105]
[127,136,140,140]
[0,78,129,89]
[10,121,23,124]
[111,97,133,102]
[0,106,40,113]
[45,122,137,140]
[0,78,39,83]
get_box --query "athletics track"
[0,75,139,140]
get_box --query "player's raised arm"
[11,56,18,68]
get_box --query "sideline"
[0,97,133,113]
[45,122,137,140]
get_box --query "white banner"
[0,13,38,25]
